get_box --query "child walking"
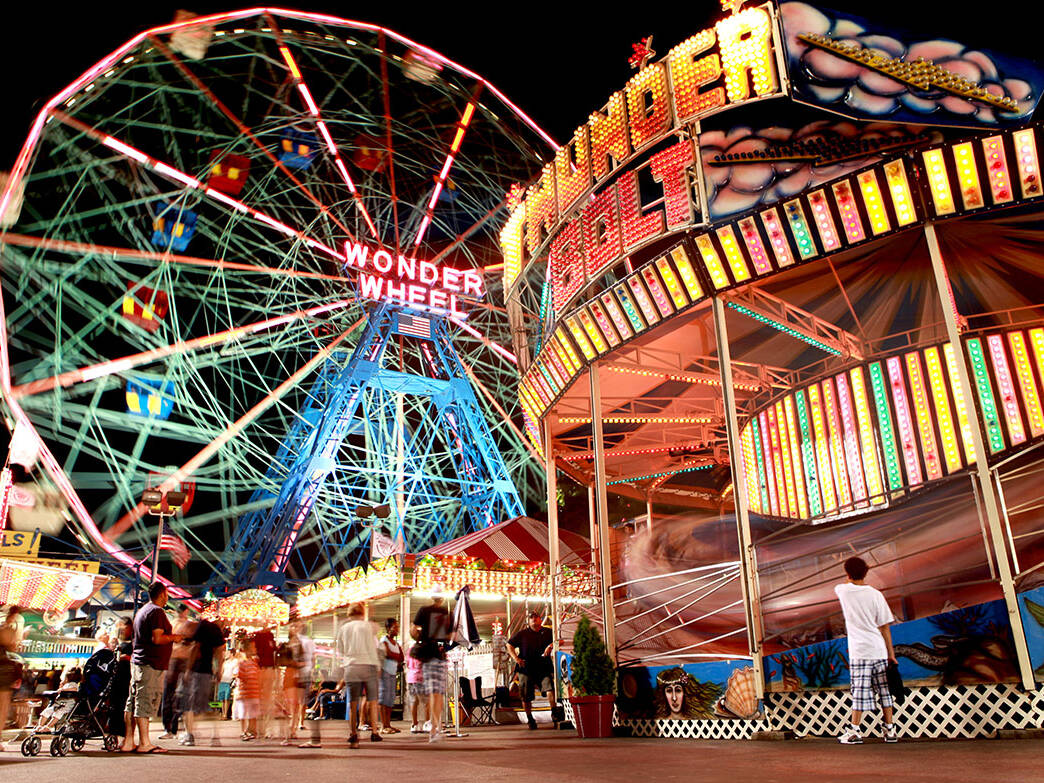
[835,556,899,744]
[405,641,427,733]
[232,638,261,740]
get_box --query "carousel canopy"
[420,516,589,566]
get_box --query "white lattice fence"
[766,684,1044,739]
[565,685,1044,740]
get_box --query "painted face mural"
[653,667,721,720]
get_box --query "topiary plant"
[571,615,616,696]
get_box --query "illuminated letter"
[716,6,778,103]
[618,170,664,249]
[555,125,592,215]
[385,279,406,303]
[359,273,384,299]
[582,185,622,279]
[625,62,673,151]
[461,270,483,297]
[398,254,417,280]
[525,162,558,255]
[430,289,448,310]
[419,261,438,285]
[442,267,461,292]
[668,29,725,121]
[373,249,394,274]
[649,139,695,229]
[407,285,427,305]
[344,241,370,269]
[588,91,631,181]
[549,215,586,312]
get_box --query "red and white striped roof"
[420,516,589,565]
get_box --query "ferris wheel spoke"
[0,233,351,283]
[147,33,358,243]
[10,298,354,399]
[51,110,346,264]
[102,317,365,541]
[411,89,482,249]
[377,30,402,254]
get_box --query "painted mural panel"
[1016,585,1044,680]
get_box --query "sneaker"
[359,723,370,731]
[158,732,176,740]
[837,726,863,745]
[422,720,431,732]
[527,717,537,730]
[883,724,898,743]
[410,724,421,734]
[370,732,383,742]
[179,733,195,746]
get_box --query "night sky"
[2,2,1040,167]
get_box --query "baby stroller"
[21,647,122,757]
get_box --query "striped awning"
[421,516,590,565]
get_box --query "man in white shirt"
[834,557,898,745]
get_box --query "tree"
[571,616,615,696]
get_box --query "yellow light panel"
[740,424,762,514]
[923,347,962,474]
[1009,331,1044,437]
[566,315,597,360]
[953,142,984,210]
[1012,128,1043,200]
[655,255,690,309]
[588,301,621,347]
[857,170,891,235]
[849,367,885,503]
[716,225,750,282]
[884,161,917,226]
[577,307,609,354]
[783,395,809,518]
[807,384,837,512]
[905,351,943,480]
[944,342,976,464]
[500,202,526,288]
[556,331,583,372]
[670,245,704,299]
[922,149,955,216]
[695,234,730,289]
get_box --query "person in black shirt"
[411,593,450,742]
[507,612,556,730]
[176,617,227,745]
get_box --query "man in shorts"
[411,592,450,743]
[507,611,556,730]
[122,583,183,753]
[835,556,899,744]
[177,616,226,745]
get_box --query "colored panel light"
[982,135,1013,205]
[546,344,573,387]
[821,378,853,507]
[758,411,780,516]
[834,373,868,503]
[695,234,730,289]
[627,276,662,326]
[922,149,956,216]
[588,301,621,347]
[741,424,762,515]
[953,142,984,210]
[759,207,794,266]
[577,308,610,354]
[944,342,977,464]
[869,362,904,491]
[528,373,552,407]
[967,337,1005,453]
[725,302,842,356]
[565,315,597,360]
[1012,128,1043,199]
[538,348,565,388]
[923,347,962,475]
[794,389,823,517]
[783,395,809,518]
[614,283,648,332]
[883,161,917,226]
[641,266,675,318]
[832,180,867,243]
[655,255,690,309]
[600,292,634,341]
[519,384,540,416]
[807,190,841,252]
[774,401,799,518]
[857,170,891,235]
[783,199,817,260]
[537,360,561,396]
[807,384,837,512]
[987,334,1026,445]
[716,225,751,281]
[850,367,885,504]
[559,331,584,373]
[555,331,582,373]
[749,416,771,513]
[886,356,923,487]
[1009,331,1044,437]
[738,216,772,274]
[904,352,943,481]
[670,245,704,299]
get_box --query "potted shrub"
[568,616,616,738]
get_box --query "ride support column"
[589,362,617,661]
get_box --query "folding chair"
[458,676,496,726]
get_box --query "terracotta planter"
[569,694,615,738]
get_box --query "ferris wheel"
[0,10,554,589]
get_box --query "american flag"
[397,312,431,339]
[159,521,190,569]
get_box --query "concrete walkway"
[1,719,1040,782]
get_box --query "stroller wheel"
[50,736,69,757]
[70,736,85,752]
[104,734,121,752]
[21,735,42,757]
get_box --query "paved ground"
[1,719,1041,782]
